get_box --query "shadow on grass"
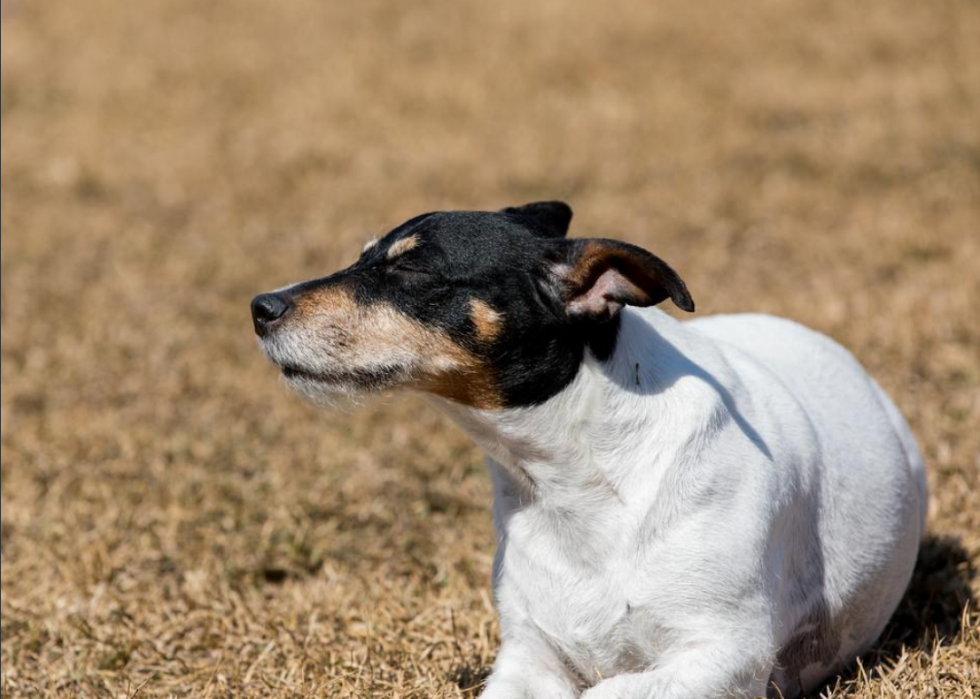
[812,532,976,696]
[453,662,492,697]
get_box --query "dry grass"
[1,0,978,696]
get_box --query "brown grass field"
[2,0,978,696]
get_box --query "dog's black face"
[252,201,694,409]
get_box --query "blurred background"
[1,0,978,696]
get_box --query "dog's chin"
[279,365,402,410]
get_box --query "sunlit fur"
[435,308,926,699]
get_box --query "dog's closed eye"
[389,259,432,276]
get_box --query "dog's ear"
[549,239,695,322]
[501,201,573,239]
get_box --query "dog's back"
[686,313,926,696]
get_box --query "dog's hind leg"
[869,379,928,539]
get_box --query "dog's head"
[251,201,694,410]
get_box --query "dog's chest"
[496,511,668,681]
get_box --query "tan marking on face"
[423,362,501,410]
[289,284,501,409]
[293,283,359,317]
[386,234,419,259]
[362,238,379,252]
[469,298,504,342]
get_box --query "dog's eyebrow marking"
[362,238,379,252]
[386,234,419,259]
[470,298,503,342]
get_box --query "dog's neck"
[435,308,711,514]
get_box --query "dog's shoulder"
[683,313,862,377]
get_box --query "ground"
[1,0,978,696]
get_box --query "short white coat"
[437,308,926,699]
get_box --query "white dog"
[252,202,927,698]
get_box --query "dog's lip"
[280,363,405,388]
[281,365,339,383]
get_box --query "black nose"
[251,292,293,336]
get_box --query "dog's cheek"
[363,303,503,409]
[421,358,501,410]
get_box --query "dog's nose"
[251,292,293,336]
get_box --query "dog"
[251,201,927,698]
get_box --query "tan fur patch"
[291,284,501,409]
[469,299,503,342]
[568,241,653,305]
[362,238,379,252]
[386,235,419,259]
[294,284,360,316]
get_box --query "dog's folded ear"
[550,239,695,322]
[501,201,573,239]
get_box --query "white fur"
[434,308,926,699]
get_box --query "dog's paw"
[479,674,579,699]
[581,674,671,699]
